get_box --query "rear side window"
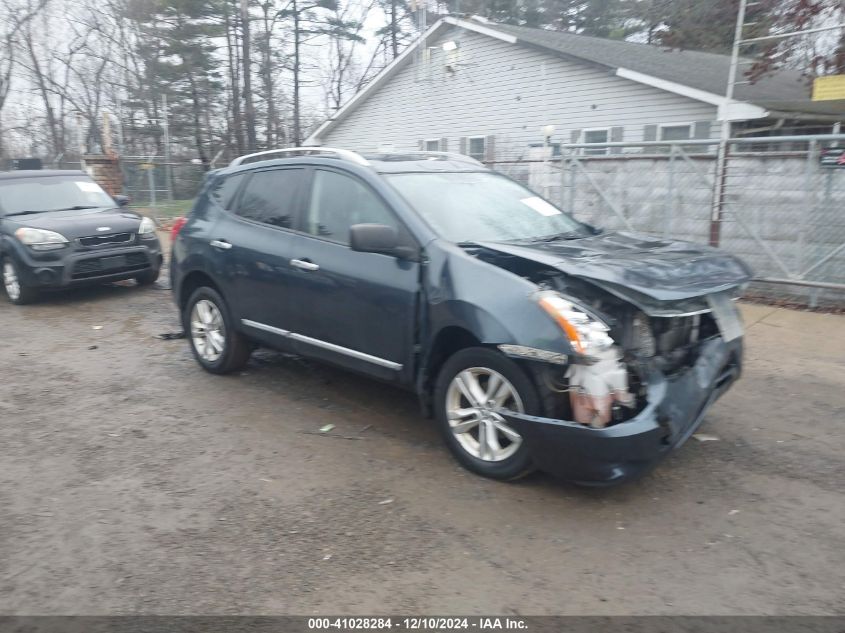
[235,169,302,228]
[211,173,246,210]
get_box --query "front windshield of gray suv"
[386,171,588,243]
[0,176,115,215]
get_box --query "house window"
[424,139,441,151]
[583,128,609,156]
[468,136,486,161]
[660,124,692,141]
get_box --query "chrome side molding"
[240,319,402,371]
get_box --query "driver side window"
[306,170,397,245]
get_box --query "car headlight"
[138,216,156,235]
[14,227,69,251]
[537,291,614,355]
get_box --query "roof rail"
[229,147,370,167]
[365,151,485,167]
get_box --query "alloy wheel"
[3,262,21,302]
[190,299,226,362]
[445,367,524,462]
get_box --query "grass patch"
[132,199,195,219]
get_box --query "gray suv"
[170,148,750,485]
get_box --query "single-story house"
[305,16,845,160]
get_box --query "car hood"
[475,231,753,302]
[4,207,144,240]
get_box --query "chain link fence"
[492,134,845,307]
[120,158,205,221]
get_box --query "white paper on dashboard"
[75,181,101,193]
[521,196,561,216]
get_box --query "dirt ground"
[1,260,843,615]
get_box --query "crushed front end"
[501,279,745,485]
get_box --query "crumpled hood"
[475,231,753,301]
[4,207,144,240]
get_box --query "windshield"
[386,172,589,243]
[0,176,115,215]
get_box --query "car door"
[283,167,420,382]
[209,167,306,339]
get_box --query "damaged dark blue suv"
[170,148,751,485]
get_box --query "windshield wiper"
[5,205,100,217]
[49,205,100,212]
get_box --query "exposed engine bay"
[463,243,738,429]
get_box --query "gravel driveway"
[1,279,843,615]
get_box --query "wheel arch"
[178,270,222,310]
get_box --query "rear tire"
[183,286,251,374]
[3,257,38,305]
[434,347,540,481]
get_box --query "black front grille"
[78,232,134,247]
[71,252,150,279]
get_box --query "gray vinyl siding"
[318,29,721,158]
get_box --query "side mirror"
[350,223,400,255]
[114,194,130,207]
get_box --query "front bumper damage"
[502,336,742,485]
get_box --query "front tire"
[135,267,160,286]
[434,347,540,480]
[183,286,251,374]
[3,257,38,305]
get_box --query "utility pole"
[710,0,747,247]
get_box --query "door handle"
[210,239,232,250]
[290,258,319,272]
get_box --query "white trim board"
[616,67,769,121]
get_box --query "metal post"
[799,139,817,279]
[147,166,157,208]
[711,0,748,247]
[665,144,676,238]
[162,95,173,202]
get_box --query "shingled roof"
[479,20,842,115]
[306,16,844,144]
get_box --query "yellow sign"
[812,75,845,101]
[139,163,155,170]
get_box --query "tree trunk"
[261,3,276,147]
[390,0,398,59]
[293,0,301,146]
[241,0,257,152]
[186,71,209,170]
[225,0,245,155]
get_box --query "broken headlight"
[537,291,614,356]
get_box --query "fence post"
[710,138,729,247]
[799,139,818,281]
[665,145,676,239]
[567,152,577,216]
[147,165,157,208]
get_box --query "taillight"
[170,216,188,241]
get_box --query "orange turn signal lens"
[538,295,585,354]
